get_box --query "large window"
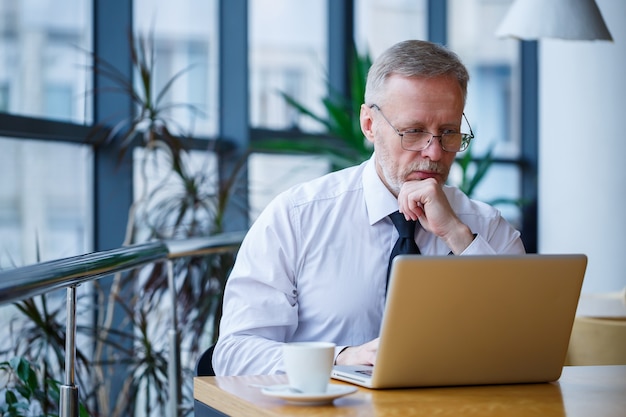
[0,0,533,262]
[249,0,328,131]
[0,137,92,268]
[449,0,520,158]
[0,0,91,124]
[133,0,219,138]
[0,0,93,396]
[248,0,330,221]
[0,0,93,267]
[355,0,428,56]
[0,136,92,399]
[132,0,220,237]
[448,0,523,227]
[0,0,93,263]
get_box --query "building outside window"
[0,0,93,401]
[248,0,331,220]
[447,0,523,228]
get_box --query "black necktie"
[387,211,420,287]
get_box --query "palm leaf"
[260,41,373,170]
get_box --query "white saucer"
[260,383,357,405]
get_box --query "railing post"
[167,260,181,417]
[59,285,79,417]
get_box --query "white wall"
[539,0,626,293]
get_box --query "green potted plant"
[2,30,244,417]
[0,356,89,417]
[87,30,244,417]
[253,43,372,171]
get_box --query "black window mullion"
[218,0,249,232]
[520,40,539,253]
[328,0,354,98]
[428,0,447,46]
[92,0,134,409]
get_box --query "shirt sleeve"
[213,193,300,376]
[443,186,526,256]
[460,216,526,255]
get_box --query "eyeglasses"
[370,104,474,153]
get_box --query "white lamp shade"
[495,0,613,41]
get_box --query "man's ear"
[360,104,375,145]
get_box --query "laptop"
[331,254,587,389]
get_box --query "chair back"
[195,344,216,376]
[566,289,626,365]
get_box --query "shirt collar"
[363,154,400,226]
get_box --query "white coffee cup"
[282,341,336,394]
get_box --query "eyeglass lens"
[402,133,468,152]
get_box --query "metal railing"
[0,231,245,417]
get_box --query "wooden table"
[194,365,626,416]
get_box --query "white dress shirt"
[213,156,525,375]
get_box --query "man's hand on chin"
[397,178,475,254]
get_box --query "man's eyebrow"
[402,120,460,130]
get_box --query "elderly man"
[213,39,525,376]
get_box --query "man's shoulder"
[283,162,367,206]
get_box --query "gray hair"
[364,40,469,106]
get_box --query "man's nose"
[420,135,446,160]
